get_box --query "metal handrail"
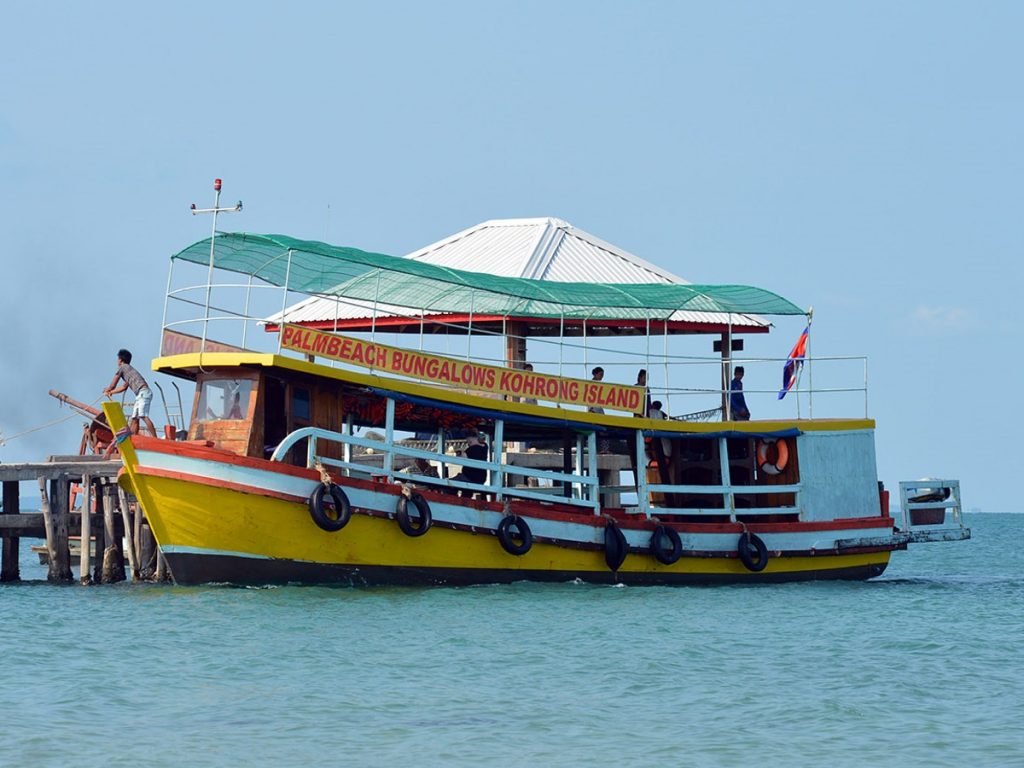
[270,426,600,511]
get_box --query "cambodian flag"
[778,326,809,400]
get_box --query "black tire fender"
[308,483,352,532]
[604,522,628,572]
[650,524,683,565]
[396,492,432,537]
[496,514,533,556]
[737,531,769,572]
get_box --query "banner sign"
[281,324,645,414]
[161,329,247,357]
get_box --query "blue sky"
[1,2,1020,510]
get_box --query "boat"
[106,218,970,586]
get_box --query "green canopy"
[172,232,806,321]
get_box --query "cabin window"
[292,387,311,422]
[197,379,253,421]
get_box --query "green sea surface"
[1,513,1021,767]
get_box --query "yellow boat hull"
[132,472,890,586]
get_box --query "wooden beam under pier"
[0,460,121,483]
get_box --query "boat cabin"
[159,355,883,528]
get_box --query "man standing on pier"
[104,349,158,437]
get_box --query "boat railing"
[629,435,802,518]
[161,264,870,420]
[270,426,805,520]
[270,426,601,512]
[897,479,968,542]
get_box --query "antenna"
[190,179,243,358]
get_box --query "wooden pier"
[0,455,167,584]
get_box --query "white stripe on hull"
[134,449,893,554]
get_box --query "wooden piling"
[49,474,73,583]
[117,487,139,580]
[38,477,56,571]
[101,484,125,583]
[155,549,169,582]
[139,523,156,579]
[55,474,73,583]
[129,489,142,574]
[1,480,20,582]
[92,485,105,584]
[78,475,93,585]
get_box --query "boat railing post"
[306,434,317,469]
[587,431,599,513]
[241,274,254,349]
[720,437,736,521]
[575,433,584,499]
[635,429,650,519]
[951,480,963,525]
[160,259,175,355]
[437,429,446,482]
[863,356,869,418]
[491,420,504,501]
[808,322,814,419]
[663,321,671,416]
[344,413,354,475]
[384,398,395,481]
[277,250,294,354]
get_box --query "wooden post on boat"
[115,483,139,581]
[49,473,73,583]
[504,321,527,401]
[1,480,20,582]
[79,474,92,585]
[719,329,731,419]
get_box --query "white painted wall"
[798,430,880,521]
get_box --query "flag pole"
[806,307,814,419]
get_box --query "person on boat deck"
[403,457,439,479]
[730,366,751,421]
[644,399,673,488]
[450,434,488,496]
[104,348,158,437]
[635,368,652,417]
[227,392,243,419]
[587,367,605,414]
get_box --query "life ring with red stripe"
[756,437,789,476]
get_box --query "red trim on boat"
[130,447,894,536]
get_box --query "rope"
[0,395,105,448]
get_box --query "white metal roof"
[273,217,768,330]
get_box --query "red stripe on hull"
[132,455,893,538]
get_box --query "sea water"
[1,513,1021,768]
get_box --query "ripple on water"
[1,514,1022,767]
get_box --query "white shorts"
[132,387,153,419]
